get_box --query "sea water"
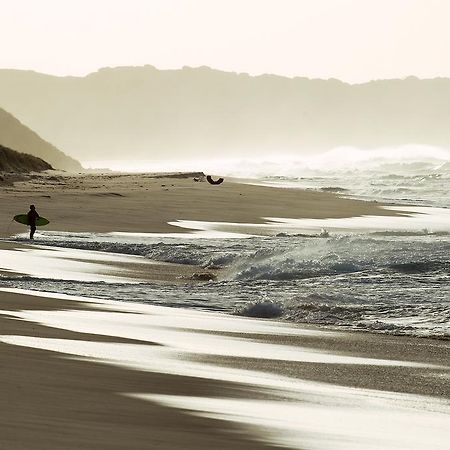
[2,146,450,338]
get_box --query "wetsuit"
[27,208,40,239]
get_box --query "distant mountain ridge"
[0,144,52,172]
[0,107,82,171]
[0,66,449,161]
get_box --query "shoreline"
[1,230,448,341]
[0,171,400,237]
[0,287,449,449]
[1,172,449,448]
[0,240,219,284]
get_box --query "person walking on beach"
[27,204,40,240]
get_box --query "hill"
[0,66,449,161]
[0,107,82,171]
[0,144,53,173]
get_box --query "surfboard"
[13,214,50,226]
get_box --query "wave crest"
[235,301,284,318]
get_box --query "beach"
[1,287,449,450]
[0,171,395,237]
[0,289,281,450]
[1,172,449,449]
[4,2,450,448]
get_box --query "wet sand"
[0,171,396,237]
[0,240,218,284]
[0,290,281,450]
[0,288,449,449]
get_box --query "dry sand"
[0,171,397,236]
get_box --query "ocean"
[2,146,450,339]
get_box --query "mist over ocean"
[85,145,450,207]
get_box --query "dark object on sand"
[206,175,224,185]
[190,272,217,281]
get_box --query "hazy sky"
[1,0,449,83]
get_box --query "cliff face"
[0,107,82,171]
[0,144,53,172]
[0,67,449,161]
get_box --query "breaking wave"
[228,235,450,281]
[24,232,450,281]
[235,301,284,319]
[230,146,450,208]
[236,299,450,338]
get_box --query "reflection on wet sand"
[1,288,449,450]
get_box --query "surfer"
[27,204,40,240]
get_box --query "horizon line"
[0,64,447,85]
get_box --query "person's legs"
[30,225,36,239]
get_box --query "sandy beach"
[1,173,449,449]
[0,171,397,237]
[4,2,450,448]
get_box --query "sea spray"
[3,217,449,338]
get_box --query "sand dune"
[0,144,53,173]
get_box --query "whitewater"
[3,146,450,338]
